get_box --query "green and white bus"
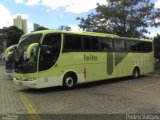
[3,44,17,76]
[13,30,154,89]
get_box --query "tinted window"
[64,35,74,50]
[83,36,99,51]
[43,34,61,48]
[39,34,61,71]
[126,40,137,51]
[114,39,126,51]
[137,41,146,52]
[18,34,42,52]
[100,38,113,51]
[74,36,82,50]
[92,38,99,50]
[83,37,91,50]
[146,42,152,52]
[64,35,82,51]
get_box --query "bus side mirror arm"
[4,45,17,61]
[26,43,39,59]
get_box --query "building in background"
[13,15,27,33]
[33,23,49,31]
[33,23,40,31]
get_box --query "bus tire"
[63,73,76,89]
[132,67,140,79]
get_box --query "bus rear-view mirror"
[26,43,39,59]
[4,45,17,61]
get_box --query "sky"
[0,0,160,37]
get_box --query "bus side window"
[73,36,82,50]
[126,40,137,52]
[99,38,113,51]
[83,36,99,51]
[114,39,126,52]
[39,33,61,71]
[91,38,99,50]
[64,35,74,50]
[145,42,152,52]
[64,34,82,51]
[137,41,146,52]
[83,37,92,51]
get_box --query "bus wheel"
[132,67,140,79]
[63,74,75,89]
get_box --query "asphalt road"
[0,65,160,120]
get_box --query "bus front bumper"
[13,77,40,89]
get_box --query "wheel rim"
[65,77,74,88]
[134,69,139,78]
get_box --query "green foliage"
[58,26,71,31]
[77,0,160,38]
[4,26,24,46]
[0,33,7,52]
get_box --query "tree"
[154,34,160,60]
[57,26,72,31]
[0,33,7,52]
[4,26,24,46]
[77,0,160,38]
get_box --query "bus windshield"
[14,34,42,74]
[17,34,42,53]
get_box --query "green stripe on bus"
[107,53,114,75]
[115,53,128,66]
[107,52,128,75]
